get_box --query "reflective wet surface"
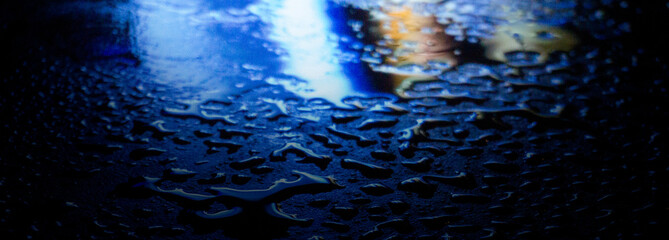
[2,0,669,239]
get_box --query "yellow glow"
[482,22,579,65]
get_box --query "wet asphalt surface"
[1,0,669,239]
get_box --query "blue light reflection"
[132,0,382,107]
[250,0,377,107]
[133,0,274,93]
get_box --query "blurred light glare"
[261,0,355,106]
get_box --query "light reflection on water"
[135,0,227,86]
[361,2,580,96]
[129,0,580,106]
[132,0,271,94]
[131,0,378,107]
[248,0,366,107]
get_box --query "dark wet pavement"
[2,0,669,239]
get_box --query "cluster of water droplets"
[2,0,667,239]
